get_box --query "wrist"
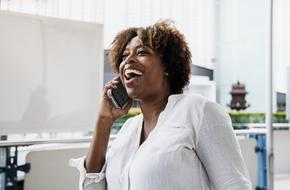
[98,115,115,126]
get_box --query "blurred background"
[0,0,289,189]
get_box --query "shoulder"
[177,93,229,117]
[171,93,211,113]
[173,93,231,129]
[169,93,204,104]
[166,93,212,128]
[202,100,231,123]
[195,98,233,139]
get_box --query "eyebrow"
[123,45,149,53]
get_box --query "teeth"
[125,69,143,76]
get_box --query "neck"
[139,93,170,125]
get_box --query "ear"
[161,61,168,76]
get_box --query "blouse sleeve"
[69,156,107,190]
[195,101,252,190]
[69,116,137,190]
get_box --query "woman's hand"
[99,76,132,123]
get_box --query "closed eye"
[137,49,149,56]
[122,53,129,61]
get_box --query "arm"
[195,102,252,190]
[86,77,132,173]
[70,78,132,190]
[85,116,113,173]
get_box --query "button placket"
[125,96,179,190]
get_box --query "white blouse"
[70,94,252,190]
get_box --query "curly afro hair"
[109,20,192,94]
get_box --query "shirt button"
[94,175,100,182]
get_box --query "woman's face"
[118,36,170,101]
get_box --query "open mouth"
[124,69,143,80]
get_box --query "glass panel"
[215,0,270,189]
[273,0,290,189]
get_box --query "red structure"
[228,81,250,111]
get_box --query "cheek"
[150,63,165,78]
[146,70,164,86]
[118,61,126,77]
[118,61,125,73]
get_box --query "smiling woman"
[70,20,252,190]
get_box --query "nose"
[118,51,138,74]
[124,52,137,65]
[118,54,134,74]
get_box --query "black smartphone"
[107,82,129,109]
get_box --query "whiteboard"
[0,11,104,134]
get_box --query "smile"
[124,69,143,80]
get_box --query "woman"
[71,21,252,190]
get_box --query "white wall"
[273,0,290,94]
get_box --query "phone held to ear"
[107,82,129,109]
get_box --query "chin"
[126,88,141,100]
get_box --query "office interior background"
[0,0,290,189]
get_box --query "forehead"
[124,36,142,51]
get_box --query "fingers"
[105,76,121,89]
[104,80,118,94]
[111,99,133,117]
[103,77,123,104]
[104,82,116,90]
[125,99,133,110]
[117,98,133,113]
